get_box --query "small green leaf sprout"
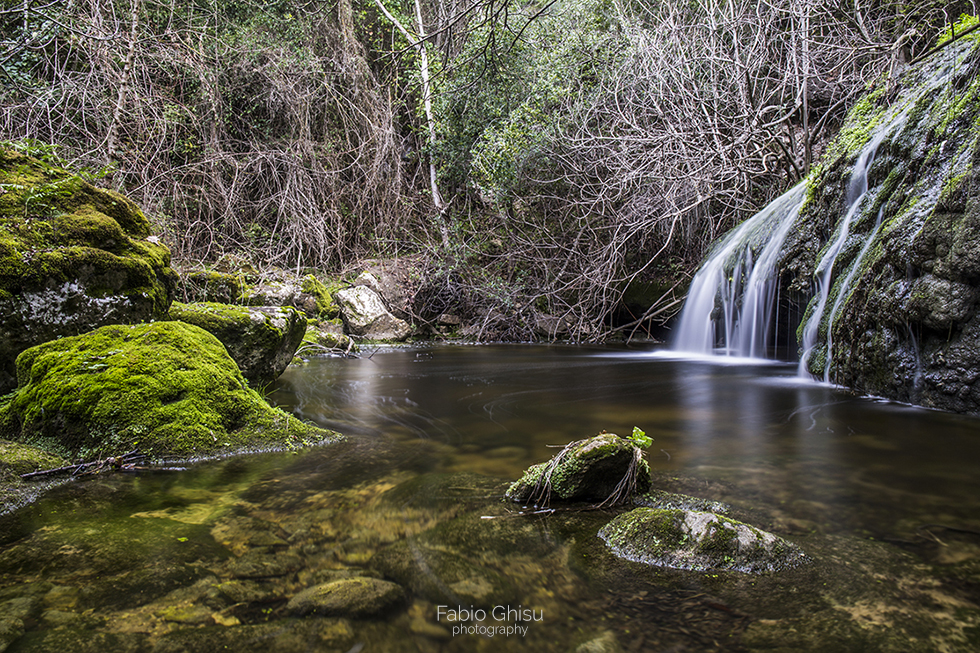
[629,426,652,449]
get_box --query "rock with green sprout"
[0,147,178,393]
[0,321,339,460]
[505,432,650,506]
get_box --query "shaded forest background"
[0,0,972,339]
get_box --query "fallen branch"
[20,450,146,480]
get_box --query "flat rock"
[286,577,405,618]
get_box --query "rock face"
[599,508,806,574]
[505,433,650,506]
[334,286,411,340]
[169,302,307,386]
[0,147,177,393]
[0,321,338,459]
[779,35,980,413]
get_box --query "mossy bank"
[0,321,340,461]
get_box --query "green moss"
[300,274,341,319]
[0,438,65,476]
[181,270,246,304]
[0,321,339,460]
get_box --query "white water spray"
[673,183,806,358]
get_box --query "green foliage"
[938,14,980,46]
[629,426,652,449]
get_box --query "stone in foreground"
[0,321,338,459]
[287,577,405,618]
[599,507,805,574]
[169,301,307,386]
[506,433,650,506]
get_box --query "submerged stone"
[286,577,405,618]
[0,147,178,393]
[506,433,650,506]
[0,321,339,460]
[168,301,307,387]
[598,507,806,574]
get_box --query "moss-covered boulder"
[774,36,980,412]
[168,302,307,387]
[598,508,806,574]
[300,274,342,319]
[0,321,338,460]
[0,147,177,393]
[179,270,245,304]
[505,433,650,506]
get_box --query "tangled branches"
[0,0,423,269]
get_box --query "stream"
[1,344,979,652]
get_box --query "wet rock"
[0,321,338,459]
[506,433,650,506]
[286,577,405,618]
[575,630,624,653]
[334,286,411,340]
[168,302,307,386]
[151,618,353,653]
[632,489,730,514]
[222,550,303,579]
[0,147,177,393]
[302,322,355,353]
[0,617,24,653]
[179,270,244,304]
[598,507,806,574]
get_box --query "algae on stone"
[598,507,806,574]
[0,321,339,460]
[506,432,650,506]
[168,301,307,387]
[0,147,177,393]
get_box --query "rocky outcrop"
[334,286,411,340]
[779,35,980,413]
[0,147,177,393]
[169,302,307,386]
[0,321,339,459]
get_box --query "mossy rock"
[0,439,67,515]
[505,433,650,506]
[180,270,245,304]
[300,274,342,319]
[0,321,339,460]
[0,147,177,393]
[598,508,806,574]
[168,301,307,387]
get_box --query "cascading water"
[673,183,806,358]
[796,126,894,379]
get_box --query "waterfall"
[673,182,806,358]
[796,127,891,378]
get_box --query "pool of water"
[1,344,979,652]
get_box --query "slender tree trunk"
[372,0,450,248]
[106,0,140,172]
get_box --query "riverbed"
[1,344,978,651]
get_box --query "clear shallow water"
[1,344,979,652]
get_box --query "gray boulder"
[334,286,411,340]
[599,507,806,574]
